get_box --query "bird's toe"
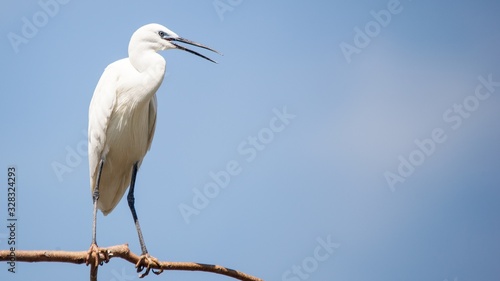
[86,243,110,267]
[136,254,163,278]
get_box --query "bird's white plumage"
[88,24,170,215]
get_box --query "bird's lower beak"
[167,37,221,63]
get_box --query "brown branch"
[0,244,263,281]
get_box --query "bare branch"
[0,244,263,281]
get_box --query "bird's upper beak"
[162,35,221,63]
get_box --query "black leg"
[127,162,162,278]
[127,162,149,255]
[92,159,104,245]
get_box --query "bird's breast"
[98,58,162,168]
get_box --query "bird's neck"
[129,49,165,73]
[127,49,166,100]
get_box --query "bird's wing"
[146,94,158,152]
[88,63,118,191]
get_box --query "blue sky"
[1,0,500,281]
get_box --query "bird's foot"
[136,253,163,278]
[86,243,111,267]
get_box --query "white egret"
[86,23,220,277]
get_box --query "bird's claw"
[136,254,163,278]
[86,243,110,267]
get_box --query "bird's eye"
[158,31,166,37]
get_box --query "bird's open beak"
[164,36,221,63]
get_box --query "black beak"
[165,36,221,63]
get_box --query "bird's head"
[129,23,220,63]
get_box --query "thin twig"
[0,244,263,281]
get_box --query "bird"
[86,23,220,277]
